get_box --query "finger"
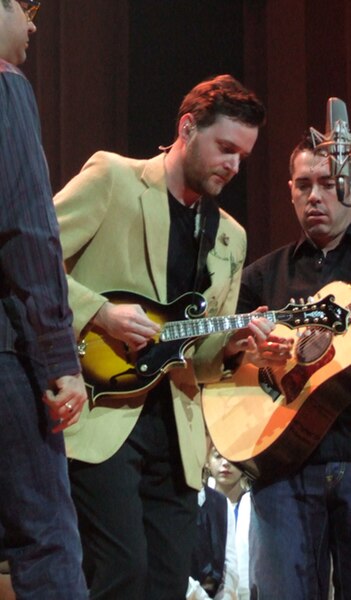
[51,410,82,433]
[124,320,159,343]
[44,388,86,419]
[49,385,86,406]
[249,320,274,341]
[50,397,86,431]
[266,334,291,344]
[268,336,294,349]
[266,339,293,353]
[244,335,258,353]
[134,310,160,332]
[126,335,150,351]
[253,305,269,314]
[135,324,159,337]
[49,400,84,424]
[43,389,56,404]
[265,341,280,351]
[43,391,69,413]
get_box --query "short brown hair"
[289,133,315,176]
[175,74,266,135]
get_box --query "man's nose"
[224,153,240,175]
[28,21,37,34]
[308,183,322,202]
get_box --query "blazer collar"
[141,153,167,191]
[140,154,169,302]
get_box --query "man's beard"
[183,140,223,198]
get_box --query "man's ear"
[288,179,294,203]
[178,113,196,142]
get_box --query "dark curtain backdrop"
[23,0,351,263]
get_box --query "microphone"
[310,97,351,206]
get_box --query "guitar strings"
[260,326,334,388]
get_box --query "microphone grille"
[325,97,349,134]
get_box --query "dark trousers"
[69,388,198,600]
[0,353,88,599]
[250,462,351,599]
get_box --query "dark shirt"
[237,226,351,463]
[167,192,200,301]
[148,193,218,405]
[167,192,218,302]
[0,60,79,384]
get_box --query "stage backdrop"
[24,0,351,262]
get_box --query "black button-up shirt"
[237,226,351,463]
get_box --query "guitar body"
[78,291,207,401]
[202,281,351,481]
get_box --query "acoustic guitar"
[78,287,348,403]
[202,281,351,482]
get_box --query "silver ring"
[65,402,73,411]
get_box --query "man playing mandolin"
[54,75,281,600]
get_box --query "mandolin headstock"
[277,294,349,333]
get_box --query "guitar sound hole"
[295,327,333,364]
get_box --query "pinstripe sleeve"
[0,63,80,383]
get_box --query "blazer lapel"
[140,154,169,302]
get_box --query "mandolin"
[78,287,348,403]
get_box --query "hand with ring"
[43,373,88,433]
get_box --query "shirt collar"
[293,224,351,257]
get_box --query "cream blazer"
[54,151,247,489]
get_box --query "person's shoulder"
[75,152,164,197]
[218,206,246,237]
[0,59,22,76]
[81,150,156,176]
[0,59,28,89]
[0,60,35,131]
[244,241,296,273]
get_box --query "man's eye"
[296,183,311,191]
[322,181,336,190]
[220,146,232,154]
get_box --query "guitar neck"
[160,311,277,342]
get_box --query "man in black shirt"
[237,134,351,599]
